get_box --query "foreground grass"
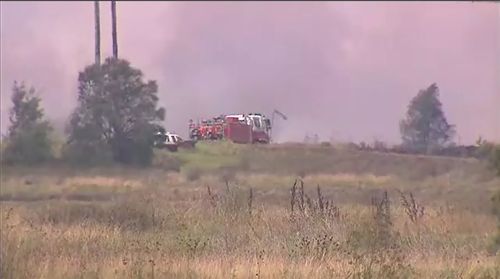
[1,142,499,278]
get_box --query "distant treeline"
[2,60,499,172]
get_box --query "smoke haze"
[1,1,499,144]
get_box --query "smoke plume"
[1,2,499,143]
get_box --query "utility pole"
[94,1,101,65]
[111,0,118,59]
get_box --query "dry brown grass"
[1,143,499,278]
[1,199,498,278]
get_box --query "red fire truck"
[189,113,272,144]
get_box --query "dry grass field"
[1,142,499,278]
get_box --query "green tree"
[3,82,53,165]
[400,83,455,153]
[65,58,165,166]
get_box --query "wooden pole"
[94,1,101,65]
[111,0,118,59]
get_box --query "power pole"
[111,0,118,59]
[94,1,101,65]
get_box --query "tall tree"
[94,1,101,65]
[3,82,53,164]
[400,83,455,153]
[65,58,165,165]
[111,0,118,59]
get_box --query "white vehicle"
[154,131,195,152]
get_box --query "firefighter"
[189,119,195,130]
[189,119,199,141]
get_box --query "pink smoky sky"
[1,1,499,144]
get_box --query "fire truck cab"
[248,113,271,143]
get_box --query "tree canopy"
[65,58,165,166]
[400,83,455,153]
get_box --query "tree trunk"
[111,0,118,59]
[94,1,101,65]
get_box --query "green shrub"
[3,123,53,165]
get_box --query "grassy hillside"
[1,141,499,278]
[160,141,497,211]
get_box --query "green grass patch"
[172,141,248,174]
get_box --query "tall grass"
[1,142,499,278]
[1,178,498,278]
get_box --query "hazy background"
[1,1,499,144]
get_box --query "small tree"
[3,82,53,165]
[400,83,455,153]
[65,58,165,166]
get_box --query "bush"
[3,122,53,165]
[61,141,113,166]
